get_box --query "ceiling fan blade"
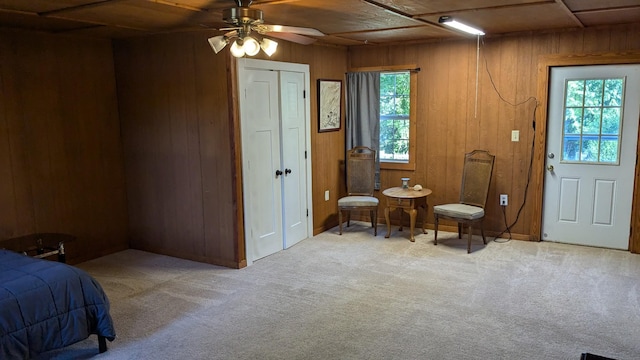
[257,24,324,37]
[265,32,317,45]
[223,30,239,38]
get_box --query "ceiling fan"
[208,0,325,57]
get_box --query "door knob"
[547,165,554,172]
[275,170,283,178]
[285,168,292,175]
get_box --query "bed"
[0,249,116,359]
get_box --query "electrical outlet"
[511,130,520,142]
[500,194,508,206]
[325,190,329,201]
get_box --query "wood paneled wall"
[3,23,638,268]
[347,23,640,240]
[113,33,240,267]
[113,33,348,267]
[0,29,128,263]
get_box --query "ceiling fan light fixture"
[210,0,322,56]
[439,16,485,36]
[243,36,260,56]
[230,40,245,57]
[260,38,278,56]
[208,35,228,54]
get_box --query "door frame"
[531,51,640,253]
[235,58,314,265]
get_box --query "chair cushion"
[433,203,484,220]
[338,196,379,207]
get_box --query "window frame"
[561,77,625,165]
[348,65,417,171]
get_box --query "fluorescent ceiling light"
[439,16,485,36]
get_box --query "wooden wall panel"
[114,32,240,267]
[194,41,241,266]
[114,35,348,266]
[0,29,128,263]
[0,32,36,236]
[424,44,450,218]
[348,24,640,241]
[508,36,535,235]
[491,36,520,233]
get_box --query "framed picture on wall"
[317,79,342,132]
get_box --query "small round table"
[382,186,432,242]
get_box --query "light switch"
[511,130,520,142]
[325,190,329,201]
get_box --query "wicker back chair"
[338,146,379,235]
[433,150,495,253]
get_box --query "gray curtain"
[346,72,380,189]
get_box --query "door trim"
[532,51,640,253]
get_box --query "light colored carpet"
[40,223,640,360]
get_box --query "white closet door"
[240,68,284,261]
[280,71,309,248]
[238,59,313,264]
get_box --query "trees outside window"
[563,78,623,164]
[380,72,410,162]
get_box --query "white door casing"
[542,65,640,249]
[237,58,313,264]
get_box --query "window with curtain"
[346,66,417,186]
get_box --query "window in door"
[562,77,625,164]
[379,71,416,170]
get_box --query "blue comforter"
[0,250,116,359]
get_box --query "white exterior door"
[238,59,313,264]
[542,65,640,249]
